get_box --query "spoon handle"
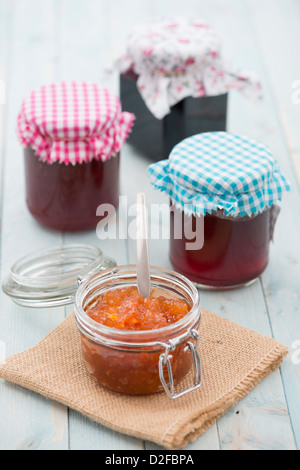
[136,193,151,298]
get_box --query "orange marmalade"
[87,287,191,331]
[80,287,194,395]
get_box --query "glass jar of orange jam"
[75,266,202,398]
[2,247,201,399]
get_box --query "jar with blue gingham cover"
[148,132,290,289]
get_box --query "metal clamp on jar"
[158,328,202,399]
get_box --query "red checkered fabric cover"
[17,82,135,164]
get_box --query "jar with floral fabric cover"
[148,132,291,289]
[17,82,135,232]
[116,17,263,160]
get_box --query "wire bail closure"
[159,328,202,399]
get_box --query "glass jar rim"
[75,264,201,349]
[2,244,117,307]
[11,244,103,284]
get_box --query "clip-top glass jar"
[116,17,262,159]
[2,247,202,399]
[17,82,135,232]
[148,132,291,289]
[75,266,201,398]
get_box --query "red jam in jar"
[170,206,271,288]
[148,132,290,290]
[24,147,120,232]
[17,82,135,232]
[75,267,201,397]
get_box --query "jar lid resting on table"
[148,132,291,218]
[17,81,135,165]
[2,244,117,308]
[116,17,263,119]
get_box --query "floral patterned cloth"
[116,17,263,119]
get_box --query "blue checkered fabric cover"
[148,132,291,217]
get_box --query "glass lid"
[2,244,117,308]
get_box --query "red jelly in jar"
[23,147,120,232]
[17,82,135,232]
[170,206,271,288]
[149,132,290,289]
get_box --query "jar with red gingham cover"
[17,82,135,232]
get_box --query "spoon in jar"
[136,192,151,298]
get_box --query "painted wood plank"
[58,0,216,450]
[180,0,299,449]
[122,144,296,450]
[0,0,299,451]
[196,0,299,449]
[0,0,11,219]
[123,0,296,450]
[0,0,68,450]
[243,0,300,188]
[59,0,143,450]
[202,283,296,450]
[204,0,300,449]
[121,0,299,450]
[239,0,300,449]
[109,0,221,449]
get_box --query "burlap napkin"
[0,310,287,449]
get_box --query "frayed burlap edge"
[0,314,288,450]
[162,344,288,449]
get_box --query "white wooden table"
[0,0,300,451]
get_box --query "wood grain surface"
[0,0,299,450]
